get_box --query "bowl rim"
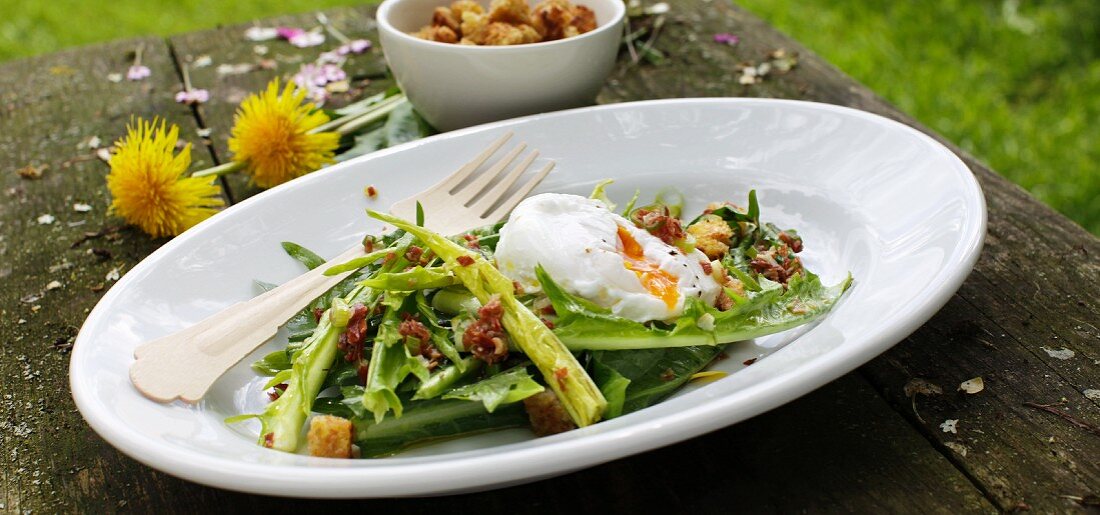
[376,0,627,51]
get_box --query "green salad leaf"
[361,291,430,423]
[539,265,851,350]
[280,241,326,270]
[351,398,528,458]
[442,365,544,413]
[359,266,457,291]
[251,349,291,376]
[591,346,727,416]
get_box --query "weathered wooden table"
[2,2,1098,512]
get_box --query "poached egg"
[495,193,720,323]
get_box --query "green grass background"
[1,0,1096,233]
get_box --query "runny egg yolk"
[616,225,680,310]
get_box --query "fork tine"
[438,132,513,192]
[483,161,554,222]
[470,150,537,216]
[454,143,526,204]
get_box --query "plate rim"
[69,97,986,497]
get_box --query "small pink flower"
[321,64,346,82]
[714,33,740,45]
[276,27,305,40]
[175,89,210,105]
[338,39,372,55]
[293,63,346,106]
[126,65,151,81]
[276,27,324,47]
[290,32,325,48]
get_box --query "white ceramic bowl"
[377,0,626,131]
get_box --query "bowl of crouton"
[377,0,625,130]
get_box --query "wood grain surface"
[1,2,1097,513]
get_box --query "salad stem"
[190,160,245,179]
[333,96,408,136]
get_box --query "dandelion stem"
[318,12,351,44]
[623,17,639,64]
[180,62,193,92]
[637,15,665,60]
[133,42,145,67]
[310,93,406,134]
[191,160,246,178]
[333,96,407,135]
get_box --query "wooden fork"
[130,132,553,403]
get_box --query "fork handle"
[129,244,366,403]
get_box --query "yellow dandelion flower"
[106,118,225,238]
[228,79,340,189]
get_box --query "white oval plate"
[71,99,984,497]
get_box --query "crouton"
[517,24,542,44]
[411,0,593,45]
[460,10,490,42]
[412,24,460,43]
[531,0,573,40]
[687,214,734,259]
[488,0,532,26]
[524,391,576,436]
[570,5,597,33]
[450,0,485,21]
[307,415,354,458]
[431,6,461,33]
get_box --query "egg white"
[495,193,720,323]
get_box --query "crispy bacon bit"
[743,357,758,366]
[312,307,325,323]
[456,255,475,267]
[630,206,685,246]
[463,296,509,363]
[404,245,424,263]
[541,318,555,329]
[554,367,569,391]
[778,231,803,253]
[749,243,803,285]
[263,432,275,448]
[512,281,524,295]
[462,233,481,249]
[401,314,444,369]
[699,260,713,275]
[420,342,444,370]
[715,289,734,311]
[524,391,576,436]
[267,383,289,401]
[366,185,378,198]
[540,304,556,316]
[398,314,432,343]
[337,303,369,363]
[383,252,396,264]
